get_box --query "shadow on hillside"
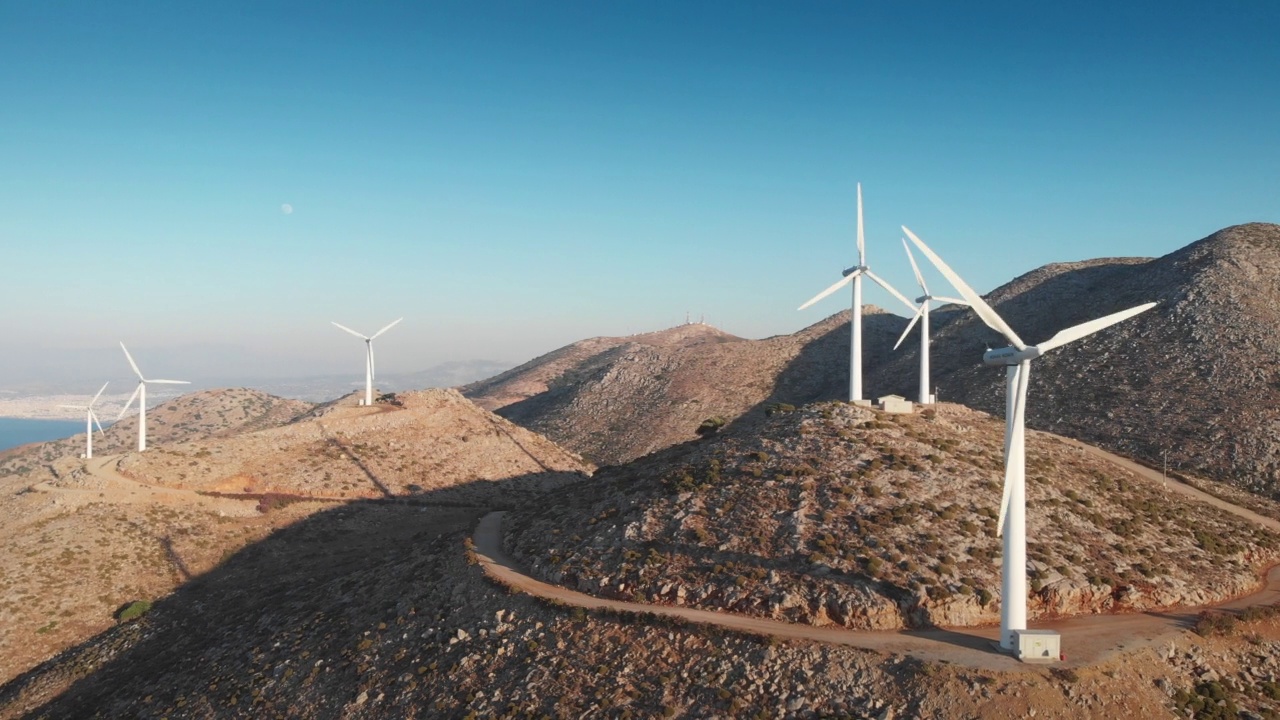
[0,469,588,718]
[483,416,553,473]
[900,626,999,654]
[324,435,394,498]
[314,421,396,498]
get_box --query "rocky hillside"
[0,388,314,476]
[469,223,1280,496]
[7,470,1280,718]
[0,389,589,686]
[464,312,911,466]
[505,401,1279,631]
[117,389,591,503]
[869,223,1280,495]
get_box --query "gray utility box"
[1014,630,1060,663]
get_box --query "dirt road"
[1050,434,1280,532]
[474,439,1280,671]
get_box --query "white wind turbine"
[903,226,1155,652]
[798,184,917,402]
[58,381,109,459]
[892,238,970,404]
[117,343,190,452]
[332,318,403,406]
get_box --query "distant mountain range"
[0,359,515,417]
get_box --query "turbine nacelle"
[983,346,1043,366]
[841,265,865,278]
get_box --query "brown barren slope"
[465,310,910,466]
[0,388,589,686]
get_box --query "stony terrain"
[465,311,911,466]
[506,401,1280,631]
[116,389,590,503]
[470,224,1280,499]
[6,487,1280,719]
[0,388,590,686]
[3,224,1280,717]
[869,222,1280,496]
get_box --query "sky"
[2,1,1278,388]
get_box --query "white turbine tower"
[902,226,1155,652]
[798,184,917,402]
[892,238,969,404]
[332,318,403,406]
[58,381,109,459]
[117,343,190,452]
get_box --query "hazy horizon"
[4,2,1278,389]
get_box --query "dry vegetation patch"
[507,402,1280,631]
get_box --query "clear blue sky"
[2,1,1277,385]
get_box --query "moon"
[281,203,293,215]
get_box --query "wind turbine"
[58,382,109,459]
[902,226,1155,652]
[117,343,190,452]
[892,238,969,404]
[332,318,402,406]
[798,184,917,402]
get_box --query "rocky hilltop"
[0,388,313,475]
[0,388,589,686]
[505,401,1279,631]
[117,389,591,504]
[465,311,910,466]
[869,223,1280,495]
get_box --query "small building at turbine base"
[875,394,914,414]
[1014,629,1060,663]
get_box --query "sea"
[0,418,85,453]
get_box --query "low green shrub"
[116,600,152,623]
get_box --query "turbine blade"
[862,269,919,315]
[1034,302,1158,354]
[120,342,144,380]
[996,465,1015,537]
[893,304,926,350]
[118,385,142,420]
[371,317,403,340]
[902,227,1027,350]
[856,182,865,265]
[902,238,928,295]
[147,380,190,384]
[369,344,377,382]
[896,301,926,348]
[332,322,369,340]
[90,381,109,406]
[797,273,855,311]
[91,410,105,436]
[996,364,1030,536]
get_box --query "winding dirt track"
[1051,435,1280,532]
[474,435,1280,671]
